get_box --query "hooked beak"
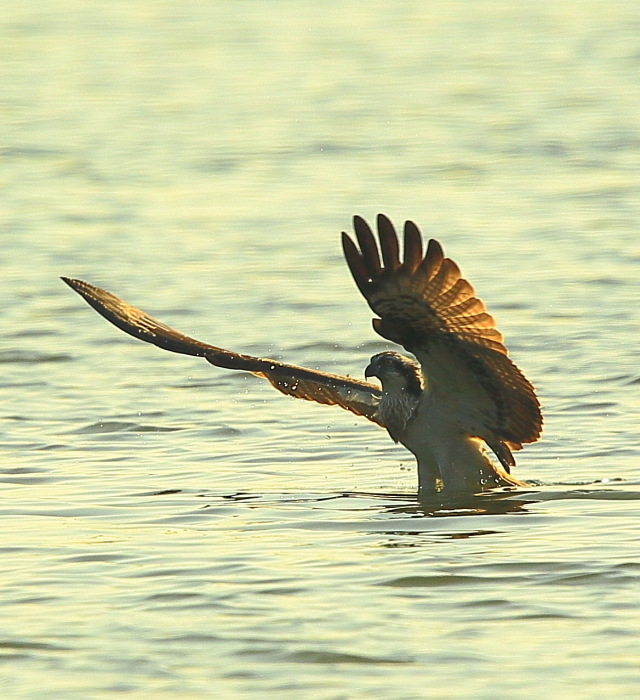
[364,363,377,380]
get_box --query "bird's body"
[63,215,541,497]
[366,351,526,494]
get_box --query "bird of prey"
[62,215,541,496]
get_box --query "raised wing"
[61,278,382,425]
[341,214,542,460]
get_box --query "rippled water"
[3,1,640,698]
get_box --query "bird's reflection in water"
[378,530,501,548]
[351,487,538,518]
[189,479,638,525]
[208,487,539,516]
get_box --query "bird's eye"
[383,358,393,367]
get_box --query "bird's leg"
[416,459,442,496]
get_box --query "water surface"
[2,1,640,698]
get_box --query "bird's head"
[365,351,423,397]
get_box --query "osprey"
[63,215,542,496]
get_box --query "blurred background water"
[2,1,640,698]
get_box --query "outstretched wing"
[341,214,542,464]
[62,278,383,425]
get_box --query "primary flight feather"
[63,214,541,496]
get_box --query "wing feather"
[341,216,542,457]
[62,278,382,425]
[439,295,486,319]
[423,258,462,299]
[418,239,444,279]
[353,216,381,277]
[377,214,401,270]
[430,278,475,312]
[340,233,371,298]
[403,220,423,273]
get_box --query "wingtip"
[376,212,393,228]
[426,238,444,259]
[61,276,80,291]
[402,220,423,271]
[341,230,356,259]
[376,214,400,270]
[61,276,95,296]
[418,238,445,279]
[352,214,367,227]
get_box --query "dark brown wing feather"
[342,215,542,457]
[61,278,383,425]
